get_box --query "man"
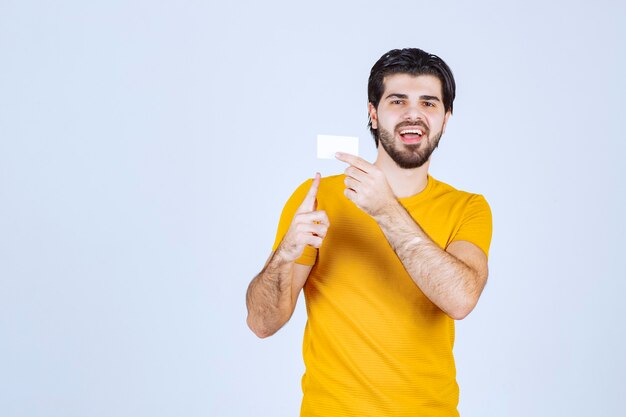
[246,48,492,416]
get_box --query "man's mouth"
[398,127,425,144]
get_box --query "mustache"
[395,120,430,136]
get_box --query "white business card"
[317,135,359,159]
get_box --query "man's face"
[369,73,450,169]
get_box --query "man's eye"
[422,101,435,107]
[391,100,404,105]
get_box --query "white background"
[1,1,625,416]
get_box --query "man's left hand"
[335,152,396,217]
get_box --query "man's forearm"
[373,201,481,320]
[246,251,295,338]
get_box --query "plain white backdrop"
[1,1,625,416]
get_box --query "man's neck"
[374,149,430,199]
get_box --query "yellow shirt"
[272,174,492,417]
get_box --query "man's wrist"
[372,198,402,223]
[272,243,297,267]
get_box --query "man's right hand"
[278,173,330,263]
[246,173,328,338]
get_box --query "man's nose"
[403,103,423,121]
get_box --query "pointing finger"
[297,172,321,213]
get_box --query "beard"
[377,121,443,169]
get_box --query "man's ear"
[442,111,451,134]
[368,102,378,129]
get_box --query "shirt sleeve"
[271,179,318,266]
[450,194,493,258]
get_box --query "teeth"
[400,129,423,135]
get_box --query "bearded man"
[246,48,493,417]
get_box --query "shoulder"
[425,177,492,224]
[318,174,345,194]
[429,176,490,207]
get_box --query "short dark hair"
[367,48,456,145]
